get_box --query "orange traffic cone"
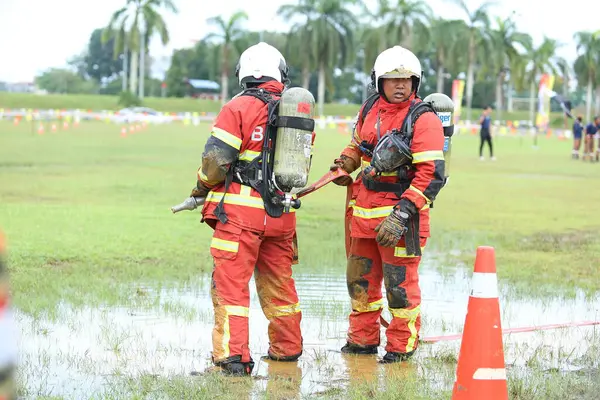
[452,246,508,400]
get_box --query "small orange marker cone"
[120,127,127,138]
[452,246,508,400]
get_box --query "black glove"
[374,199,417,247]
[190,180,210,198]
[330,155,356,186]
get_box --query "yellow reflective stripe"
[389,305,420,352]
[206,191,265,209]
[239,150,260,162]
[224,305,249,317]
[348,199,356,207]
[211,127,242,150]
[351,298,384,313]
[198,168,221,186]
[412,150,444,163]
[220,305,250,358]
[264,302,301,319]
[205,190,296,213]
[210,237,239,253]
[352,205,393,219]
[222,311,231,358]
[394,246,425,258]
[408,185,431,204]
[239,185,252,197]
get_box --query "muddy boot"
[379,350,415,364]
[216,356,255,376]
[261,351,302,362]
[340,342,378,355]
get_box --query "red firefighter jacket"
[340,93,445,243]
[198,81,309,236]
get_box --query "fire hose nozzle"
[171,197,206,214]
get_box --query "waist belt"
[362,175,410,194]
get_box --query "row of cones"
[36,121,79,135]
[120,122,147,138]
[452,245,508,399]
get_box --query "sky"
[0,0,597,83]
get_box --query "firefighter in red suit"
[331,46,446,363]
[191,42,309,376]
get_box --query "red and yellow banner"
[536,73,555,130]
[452,79,465,123]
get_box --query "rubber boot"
[340,342,378,355]
[261,351,302,362]
[216,356,255,376]
[379,350,415,364]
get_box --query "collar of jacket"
[257,80,285,94]
[378,92,417,113]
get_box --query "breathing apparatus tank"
[423,93,454,183]
[272,87,316,198]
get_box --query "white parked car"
[114,107,170,124]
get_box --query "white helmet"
[371,46,422,95]
[235,42,289,89]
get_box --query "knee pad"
[347,255,372,299]
[383,263,409,309]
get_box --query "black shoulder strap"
[360,93,380,125]
[400,100,436,140]
[239,88,276,106]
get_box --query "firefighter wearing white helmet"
[235,42,290,89]
[180,41,316,376]
[330,45,447,363]
[372,45,423,97]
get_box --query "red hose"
[420,320,600,344]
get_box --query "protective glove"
[374,199,417,247]
[190,180,210,198]
[330,155,356,186]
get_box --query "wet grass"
[2,120,600,398]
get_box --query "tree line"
[34,0,600,122]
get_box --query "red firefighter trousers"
[209,220,302,365]
[346,237,426,354]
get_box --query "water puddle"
[16,259,600,398]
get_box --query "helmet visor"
[380,68,418,79]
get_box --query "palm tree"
[448,0,495,122]
[103,0,177,99]
[414,18,468,94]
[358,0,393,75]
[205,11,249,105]
[282,23,316,89]
[555,57,571,99]
[278,0,358,116]
[573,31,600,121]
[522,38,559,125]
[383,0,432,49]
[488,16,531,120]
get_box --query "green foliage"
[84,28,125,83]
[117,91,142,107]
[34,68,99,94]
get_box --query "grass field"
[1,119,599,399]
[0,92,572,127]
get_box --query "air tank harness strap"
[276,116,315,131]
